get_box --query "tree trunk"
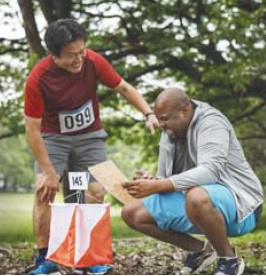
[17,0,46,57]
[54,0,72,19]
[2,175,8,192]
[37,0,57,24]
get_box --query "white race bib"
[59,101,95,133]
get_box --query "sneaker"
[28,258,58,275]
[180,241,217,274]
[214,257,245,275]
[86,265,112,274]
[35,255,46,266]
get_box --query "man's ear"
[180,105,190,115]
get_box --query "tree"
[0,135,35,191]
[0,0,265,184]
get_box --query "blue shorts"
[142,183,256,237]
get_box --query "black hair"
[44,19,86,56]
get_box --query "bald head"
[155,87,190,111]
[154,88,193,140]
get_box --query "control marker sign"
[68,172,89,190]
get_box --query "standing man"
[24,19,158,274]
[122,87,263,275]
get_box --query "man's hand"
[122,179,157,198]
[146,114,159,134]
[36,172,60,203]
[122,178,175,198]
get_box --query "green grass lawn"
[0,193,34,243]
[0,192,265,244]
[0,192,141,243]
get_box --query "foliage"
[0,135,34,191]
[0,0,265,185]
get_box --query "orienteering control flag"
[47,203,113,268]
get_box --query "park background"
[0,0,265,274]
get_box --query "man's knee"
[186,187,212,213]
[121,203,150,230]
[85,181,105,203]
[121,204,138,228]
[122,202,156,231]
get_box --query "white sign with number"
[68,172,90,190]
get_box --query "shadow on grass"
[256,212,266,230]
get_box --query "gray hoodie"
[157,100,264,222]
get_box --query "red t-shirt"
[24,49,122,135]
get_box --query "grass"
[0,192,265,244]
[0,193,34,243]
[0,192,141,244]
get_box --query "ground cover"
[0,193,265,274]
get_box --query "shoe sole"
[237,258,245,275]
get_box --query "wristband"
[145,112,155,119]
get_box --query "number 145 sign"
[68,172,90,190]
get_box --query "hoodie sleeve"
[157,132,175,179]
[170,114,230,190]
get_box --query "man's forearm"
[153,178,175,193]
[26,129,56,174]
[115,79,153,115]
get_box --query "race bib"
[59,101,95,133]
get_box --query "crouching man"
[122,87,263,275]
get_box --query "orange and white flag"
[47,203,113,268]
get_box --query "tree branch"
[0,131,21,140]
[249,118,266,133]
[0,47,27,55]
[231,101,266,123]
[236,0,261,12]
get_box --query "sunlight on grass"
[0,192,140,243]
[0,193,34,243]
[0,193,265,245]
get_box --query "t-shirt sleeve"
[89,50,122,88]
[24,71,44,118]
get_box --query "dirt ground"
[0,238,265,275]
